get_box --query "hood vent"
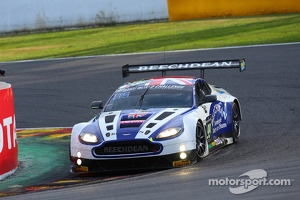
[155,112,174,120]
[146,123,156,128]
[105,115,116,123]
[106,125,113,130]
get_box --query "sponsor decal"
[137,62,234,71]
[208,142,215,148]
[123,60,244,78]
[216,89,225,94]
[103,145,149,154]
[75,166,89,172]
[120,112,151,128]
[214,137,223,145]
[117,78,193,93]
[0,116,16,153]
[120,120,145,128]
[173,160,191,167]
[104,132,115,138]
[211,102,228,134]
[117,85,186,93]
[120,120,145,124]
[96,141,162,155]
[128,113,149,119]
[206,122,212,140]
[119,80,150,89]
[0,86,18,178]
[123,112,151,120]
[208,137,224,149]
[146,78,192,86]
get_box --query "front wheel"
[232,103,241,143]
[196,121,208,159]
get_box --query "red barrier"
[0,82,18,180]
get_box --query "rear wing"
[122,58,246,78]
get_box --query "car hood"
[96,108,191,141]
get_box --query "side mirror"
[91,101,103,109]
[204,95,217,103]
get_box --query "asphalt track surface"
[1,43,300,199]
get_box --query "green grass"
[0,13,300,62]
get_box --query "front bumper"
[70,150,197,173]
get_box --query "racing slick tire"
[196,121,208,160]
[232,102,241,143]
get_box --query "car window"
[195,81,211,104]
[200,81,211,95]
[104,85,193,111]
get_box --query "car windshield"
[104,85,193,112]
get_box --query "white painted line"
[1,42,300,64]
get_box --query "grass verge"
[0,13,299,62]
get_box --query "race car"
[70,59,246,173]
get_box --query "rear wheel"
[196,121,208,159]
[232,103,241,143]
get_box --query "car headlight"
[156,127,182,139]
[79,132,99,144]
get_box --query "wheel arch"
[182,108,209,138]
[233,99,242,121]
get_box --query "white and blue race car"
[70,59,246,173]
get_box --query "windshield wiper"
[135,87,149,109]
